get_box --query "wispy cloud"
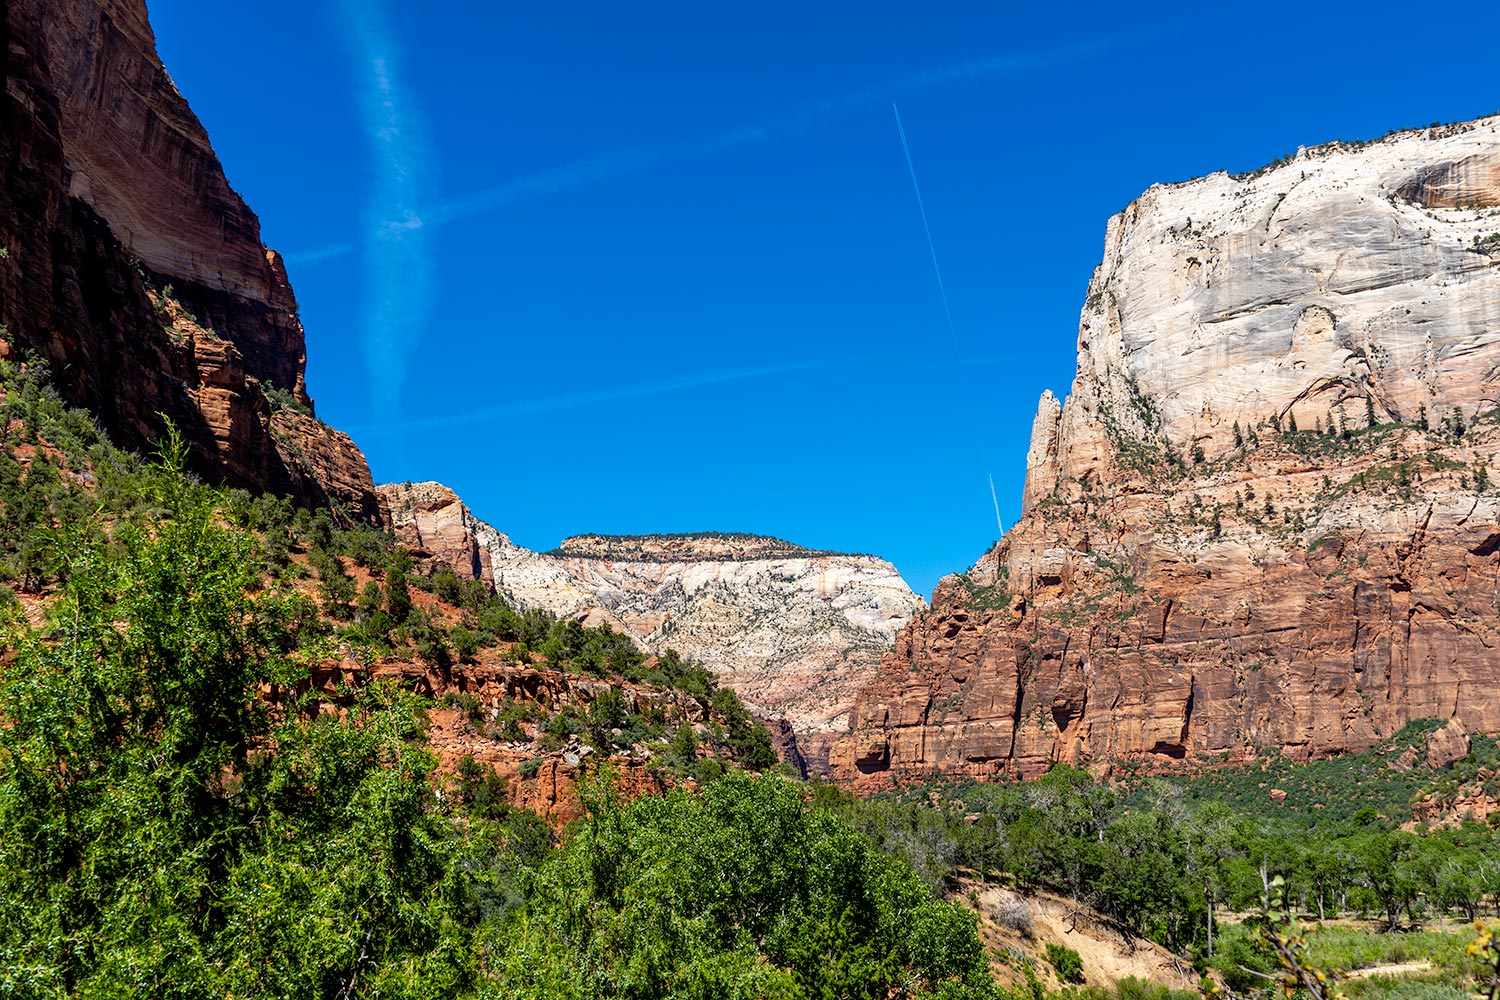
[282,242,356,266]
[342,353,1013,436]
[334,0,436,422]
[287,35,1131,265]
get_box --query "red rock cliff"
[0,0,378,517]
[833,117,1500,786]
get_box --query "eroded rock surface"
[378,486,925,771]
[0,0,377,516]
[834,117,1500,786]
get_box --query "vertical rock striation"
[0,0,378,516]
[834,116,1500,786]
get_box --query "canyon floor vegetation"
[2,359,1497,1000]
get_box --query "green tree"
[385,565,412,624]
[311,545,357,617]
[0,431,483,996]
[709,687,778,771]
[484,770,994,1000]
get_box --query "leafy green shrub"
[443,690,485,722]
[413,622,453,668]
[663,722,700,775]
[482,771,993,998]
[1385,984,1468,1000]
[1102,976,1198,1000]
[540,709,578,751]
[433,566,463,605]
[384,566,411,623]
[455,754,509,819]
[451,624,480,663]
[1046,943,1085,983]
[710,686,778,771]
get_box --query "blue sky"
[149,0,1500,597]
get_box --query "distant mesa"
[378,483,925,774]
[549,532,852,563]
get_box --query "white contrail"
[343,352,1014,436]
[335,0,436,424]
[892,101,958,350]
[988,474,1004,540]
[283,35,1138,266]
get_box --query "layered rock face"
[833,117,1500,785]
[1022,117,1500,511]
[375,482,630,630]
[0,0,378,517]
[542,533,924,771]
[377,485,925,771]
[378,482,499,584]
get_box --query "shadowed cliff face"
[0,0,378,518]
[833,117,1500,787]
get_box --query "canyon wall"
[833,116,1500,785]
[0,0,377,516]
[378,483,925,770]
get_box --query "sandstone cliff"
[0,0,378,516]
[377,483,926,770]
[833,116,1500,785]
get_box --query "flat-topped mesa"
[537,534,926,774]
[833,114,1500,788]
[1025,115,1500,513]
[0,0,379,518]
[551,532,837,563]
[377,483,925,773]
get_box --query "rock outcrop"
[377,485,926,771]
[0,0,378,517]
[834,116,1500,786]
[1423,718,1472,771]
[378,482,498,584]
[297,652,752,826]
[542,533,924,771]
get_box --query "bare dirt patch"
[967,884,1204,991]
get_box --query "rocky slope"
[378,483,925,770]
[377,481,629,631]
[314,654,728,826]
[0,0,378,517]
[833,115,1500,785]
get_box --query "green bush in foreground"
[0,411,997,999]
[1046,943,1085,984]
[0,433,486,998]
[480,769,996,1000]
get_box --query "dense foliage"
[480,771,994,1000]
[817,753,1500,997]
[0,361,987,998]
[1144,725,1500,826]
[0,428,484,996]
[4,359,1499,1000]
